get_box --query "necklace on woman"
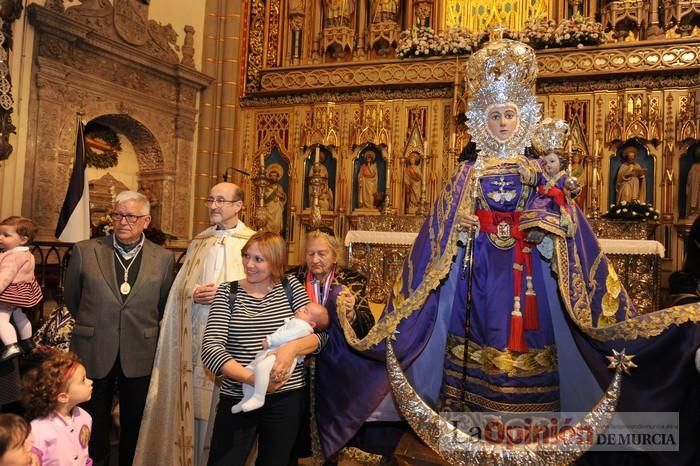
[242,280,274,298]
[114,251,137,295]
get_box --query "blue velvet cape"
[314,160,700,465]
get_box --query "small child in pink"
[22,350,94,466]
[0,216,42,362]
[231,303,330,413]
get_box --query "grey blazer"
[64,235,175,379]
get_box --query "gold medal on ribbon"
[120,282,131,295]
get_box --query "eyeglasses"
[204,197,240,207]
[110,213,148,224]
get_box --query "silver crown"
[464,38,540,163]
[531,118,569,156]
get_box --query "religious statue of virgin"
[311,35,700,466]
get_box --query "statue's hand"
[569,186,582,199]
[525,228,546,244]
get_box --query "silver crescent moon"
[385,338,626,465]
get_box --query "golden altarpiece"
[235,0,700,313]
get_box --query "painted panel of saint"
[353,146,386,210]
[263,150,289,236]
[403,151,422,214]
[679,142,700,219]
[303,146,336,211]
[609,140,654,205]
[570,149,588,210]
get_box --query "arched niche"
[85,114,166,228]
[352,143,386,211]
[24,4,211,240]
[302,144,336,211]
[609,138,655,205]
[261,145,291,237]
[679,141,700,219]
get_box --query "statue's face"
[623,147,637,161]
[542,153,561,176]
[486,103,520,142]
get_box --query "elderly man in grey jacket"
[64,190,175,466]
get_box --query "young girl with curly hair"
[22,351,93,466]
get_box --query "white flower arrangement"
[397,25,476,58]
[605,200,660,221]
[397,15,606,59]
[397,26,439,58]
[520,14,606,49]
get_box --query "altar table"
[345,231,664,314]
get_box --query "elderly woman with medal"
[289,227,374,337]
[316,35,700,465]
[287,227,375,461]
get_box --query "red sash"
[476,210,538,352]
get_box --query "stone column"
[194,0,246,235]
[647,0,662,38]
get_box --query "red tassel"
[524,276,538,330]
[524,293,538,330]
[508,298,528,353]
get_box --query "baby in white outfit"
[232,302,329,413]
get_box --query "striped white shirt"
[201,276,324,398]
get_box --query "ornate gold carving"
[246,0,265,92]
[606,253,661,315]
[352,102,390,148]
[267,0,280,67]
[350,214,424,231]
[413,1,433,24]
[322,26,355,59]
[665,0,700,36]
[603,90,664,148]
[254,41,700,94]
[677,92,698,142]
[445,0,548,32]
[241,87,452,107]
[260,59,459,92]
[368,0,400,56]
[255,112,291,152]
[538,42,700,77]
[537,71,700,93]
[602,0,648,41]
[587,218,657,240]
[302,103,338,148]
